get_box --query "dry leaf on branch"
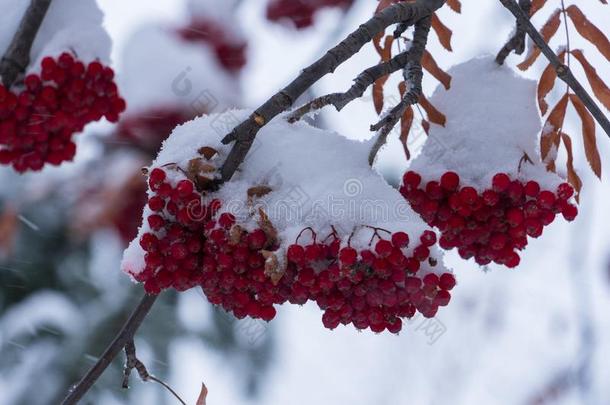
[540,93,569,170]
[422,50,452,89]
[560,132,583,200]
[570,94,602,178]
[196,383,208,405]
[566,5,610,62]
[431,13,453,51]
[518,9,562,71]
[570,49,610,111]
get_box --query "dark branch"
[498,0,610,138]
[218,0,448,182]
[369,15,432,165]
[61,293,159,405]
[496,0,531,64]
[287,51,412,122]
[0,0,52,88]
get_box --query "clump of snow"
[122,110,447,276]
[0,0,112,75]
[117,23,240,117]
[409,56,563,191]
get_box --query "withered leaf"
[560,132,583,201]
[197,146,218,160]
[566,5,610,62]
[262,250,284,285]
[196,383,208,405]
[446,0,462,13]
[518,9,562,71]
[569,94,602,179]
[248,185,273,199]
[530,0,547,16]
[418,94,446,126]
[258,208,278,248]
[571,49,610,111]
[540,94,568,167]
[431,13,453,52]
[422,50,451,90]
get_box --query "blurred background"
[1,0,609,404]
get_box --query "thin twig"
[496,0,531,64]
[61,293,159,405]
[122,339,187,405]
[368,15,432,165]
[288,51,412,122]
[498,0,610,138]
[218,0,448,182]
[0,0,53,88]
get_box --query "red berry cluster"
[284,228,455,333]
[0,52,126,172]
[131,166,455,332]
[400,171,578,267]
[177,18,247,72]
[266,0,353,29]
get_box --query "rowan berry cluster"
[401,171,578,267]
[0,52,126,172]
[266,0,354,29]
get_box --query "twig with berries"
[219,0,448,182]
[61,293,158,405]
[368,15,431,165]
[0,0,53,88]
[497,0,610,138]
[496,0,531,65]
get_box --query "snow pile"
[0,0,112,72]
[121,110,445,275]
[409,56,563,191]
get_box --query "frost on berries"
[121,110,456,334]
[400,57,578,268]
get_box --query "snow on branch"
[0,0,52,88]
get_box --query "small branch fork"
[61,293,158,405]
[122,339,187,405]
[0,0,53,88]
[497,0,610,138]
[368,15,432,165]
[218,0,448,182]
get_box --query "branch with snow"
[0,0,52,88]
[219,0,447,182]
[497,0,610,138]
[495,0,531,65]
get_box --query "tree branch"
[218,0,448,182]
[0,0,52,88]
[60,293,159,405]
[497,0,610,138]
[496,0,531,64]
[369,15,432,165]
[288,50,412,123]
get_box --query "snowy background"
[1,0,610,404]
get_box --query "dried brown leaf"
[196,383,208,405]
[518,9,562,71]
[418,94,446,126]
[530,0,547,16]
[538,63,557,115]
[248,185,273,199]
[258,208,278,247]
[571,49,610,111]
[197,146,218,160]
[400,106,414,160]
[569,93,602,178]
[422,50,451,89]
[262,250,284,285]
[566,5,610,62]
[446,0,462,13]
[431,13,453,51]
[541,94,569,166]
[560,132,583,200]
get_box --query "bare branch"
[0,0,52,88]
[496,0,531,64]
[218,0,448,182]
[61,293,159,405]
[498,0,610,138]
[288,51,412,122]
[369,15,432,165]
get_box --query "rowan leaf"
[566,5,610,61]
[446,0,462,13]
[400,106,414,160]
[196,383,208,405]
[537,51,565,115]
[569,93,602,178]
[431,13,453,51]
[530,0,547,16]
[560,132,583,200]
[418,94,446,126]
[422,50,451,89]
[540,94,568,167]
[518,9,562,71]
[571,49,610,111]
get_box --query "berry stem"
[60,292,159,405]
[0,0,53,88]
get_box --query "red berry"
[440,171,460,191]
[339,247,358,266]
[391,231,409,248]
[403,171,421,188]
[492,173,511,192]
[524,181,540,197]
[557,183,574,200]
[375,239,393,257]
[438,273,456,290]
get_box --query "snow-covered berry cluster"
[177,18,247,72]
[266,0,353,29]
[129,163,454,334]
[401,170,578,267]
[0,52,126,172]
